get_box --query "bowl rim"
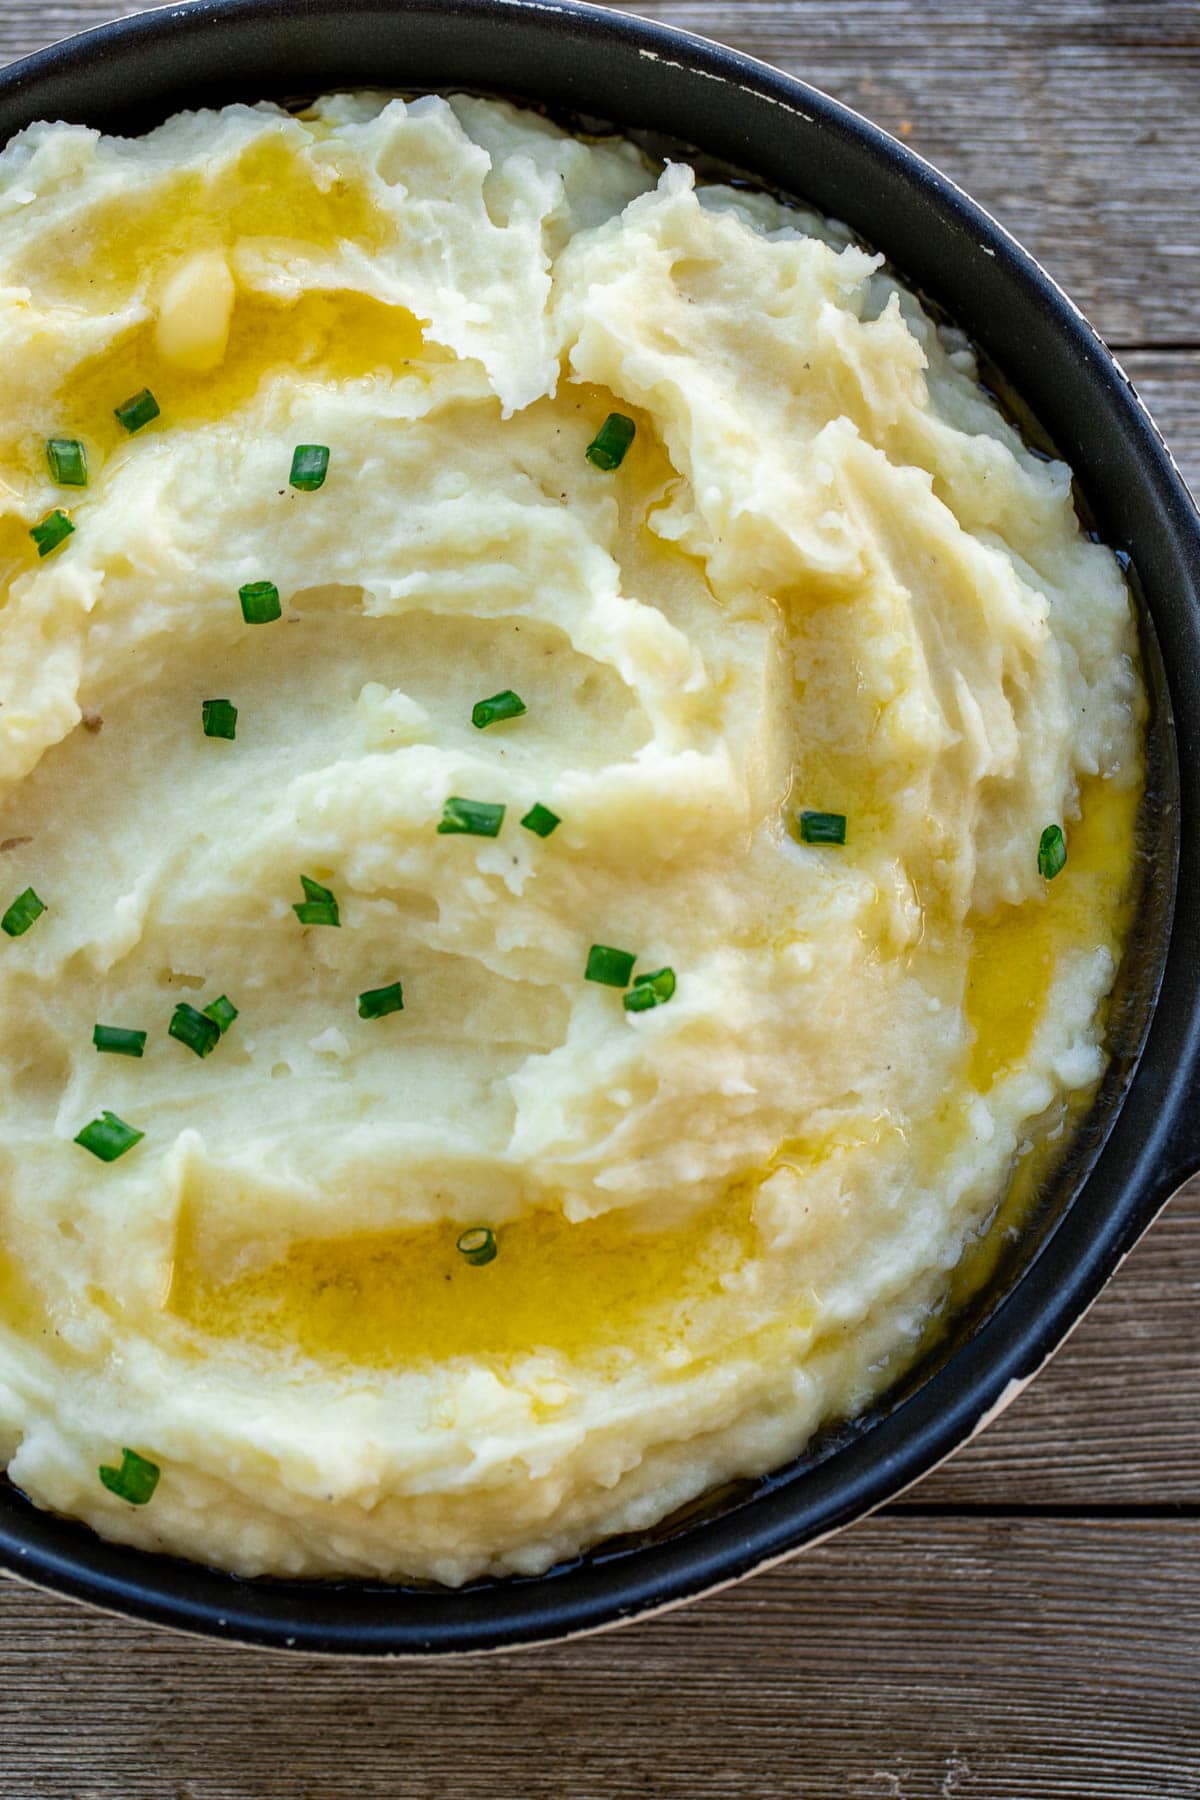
[1,0,1199,1656]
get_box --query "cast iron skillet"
[0,0,1197,1656]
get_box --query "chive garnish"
[585,943,636,988]
[293,874,340,927]
[201,698,238,740]
[46,437,88,487]
[92,1024,147,1058]
[169,1002,221,1059]
[114,388,160,434]
[456,1226,497,1266]
[623,967,676,1013]
[472,689,526,730]
[1,887,46,938]
[586,412,636,471]
[239,581,281,625]
[358,980,404,1020]
[520,802,560,838]
[290,444,330,491]
[1038,823,1067,880]
[798,810,847,845]
[74,1111,143,1162]
[203,995,238,1035]
[29,509,74,558]
[98,1447,160,1505]
[437,797,505,838]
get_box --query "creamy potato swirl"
[0,94,1141,1581]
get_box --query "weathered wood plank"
[2,0,1198,344]
[0,1518,1196,1798]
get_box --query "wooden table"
[1,2,1197,1792]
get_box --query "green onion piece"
[520,802,560,838]
[74,1110,143,1162]
[114,388,160,434]
[290,444,330,491]
[293,874,340,928]
[201,698,238,740]
[98,1447,160,1505]
[46,437,88,487]
[1,887,46,938]
[798,810,847,846]
[1038,823,1067,881]
[239,580,281,625]
[169,1001,221,1059]
[456,1226,497,1267]
[437,797,506,838]
[585,943,636,988]
[586,412,637,471]
[92,1024,147,1058]
[358,980,404,1020]
[623,966,676,1013]
[472,689,526,730]
[202,995,238,1036]
[29,509,74,558]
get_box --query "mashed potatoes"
[0,93,1141,1583]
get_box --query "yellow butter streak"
[14,134,389,306]
[965,774,1141,1091]
[169,1187,761,1371]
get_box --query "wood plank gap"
[889,1501,1200,1520]
[1108,341,1200,355]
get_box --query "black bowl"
[1,0,1197,1656]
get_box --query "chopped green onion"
[1038,823,1067,881]
[114,388,160,434]
[623,966,676,1013]
[92,1024,147,1058]
[239,580,281,625]
[290,444,330,491]
[203,995,238,1036]
[358,980,404,1020]
[1,887,46,938]
[169,1001,221,1059]
[456,1226,497,1267]
[472,689,526,730]
[74,1111,143,1162]
[437,797,506,838]
[29,509,74,558]
[585,943,636,988]
[46,437,88,487]
[201,698,238,740]
[586,412,636,471]
[293,873,340,928]
[521,802,561,838]
[98,1447,159,1505]
[798,810,847,846]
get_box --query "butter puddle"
[168,1186,761,1370]
[965,772,1140,1092]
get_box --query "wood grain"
[0,1517,1197,1798]
[3,0,1200,344]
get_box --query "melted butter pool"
[169,1185,762,1370]
[965,773,1140,1092]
